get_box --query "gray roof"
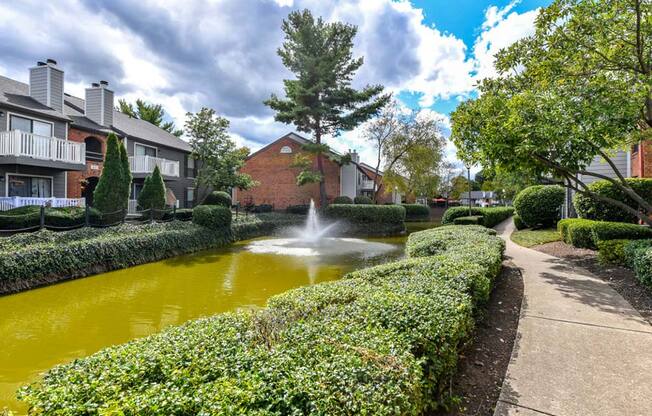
[0,75,71,121]
[63,94,191,152]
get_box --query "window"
[280,146,292,154]
[9,115,53,137]
[135,143,157,157]
[185,187,195,208]
[7,175,52,198]
[185,155,196,178]
[85,136,103,161]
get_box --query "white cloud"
[473,2,540,81]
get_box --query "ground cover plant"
[510,228,561,248]
[19,224,504,415]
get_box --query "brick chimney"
[29,58,64,113]
[85,80,114,127]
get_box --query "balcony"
[0,130,86,168]
[0,196,85,211]
[129,155,179,178]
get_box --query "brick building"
[234,133,402,209]
[631,140,652,178]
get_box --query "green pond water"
[0,230,422,413]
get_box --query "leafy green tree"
[185,108,256,202]
[451,0,652,225]
[449,175,480,200]
[117,98,183,137]
[93,133,126,213]
[137,166,166,211]
[265,9,390,206]
[119,143,132,208]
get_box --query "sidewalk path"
[493,219,652,416]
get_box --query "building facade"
[0,59,196,212]
[234,133,402,209]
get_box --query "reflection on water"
[0,235,406,412]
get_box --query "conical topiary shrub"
[137,165,166,212]
[93,133,126,214]
[120,142,132,209]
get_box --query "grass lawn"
[511,228,561,248]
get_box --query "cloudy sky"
[0,0,550,168]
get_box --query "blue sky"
[0,0,551,167]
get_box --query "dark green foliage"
[442,207,514,228]
[19,225,503,414]
[597,239,629,265]
[161,208,193,221]
[93,133,127,214]
[202,191,232,207]
[513,185,565,228]
[354,195,374,204]
[192,205,232,230]
[402,204,430,221]
[0,206,102,230]
[332,196,353,204]
[454,215,483,225]
[623,240,652,289]
[324,204,405,224]
[119,143,132,209]
[251,204,273,213]
[137,166,166,211]
[286,204,309,214]
[558,218,652,249]
[573,178,652,223]
[513,214,527,230]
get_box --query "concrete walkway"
[494,219,652,416]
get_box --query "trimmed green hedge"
[558,218,652,249]
[573,178,652,223]
[513,185,564,228]
[0,206,104,230]
[286,204,310,215]
[624,240,652,288]
[19,225,504,414]
[332,196,353,204]
[192,205,232,230]
[442,206,514,228]
[402,204,430,221]
[513,214,527,230]
[354,195,373,204]
[202,191,232,207]
[324,204,405,224]
[454,215,482,225]
[597,239,629,265]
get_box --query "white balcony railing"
[129,155,179,177]
[0,130,85,164]
[0,196,85,211]
[360,179,376,190]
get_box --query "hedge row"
[573,178,652,223]
[558,218,652,249]
[401,204,430,221]
[0,206,103,230]
[19,225,505,414]
[454,215,482,225]
[442,206,514,228]
[324,204,406,236]
[623,240,652,289]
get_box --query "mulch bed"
[534,241,652,324]
[436,262,524,416]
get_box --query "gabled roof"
[0,75,71,121]
[63,94,191,152]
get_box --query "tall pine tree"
[265,9,389,206]
[93,133,126,213]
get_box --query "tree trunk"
[315,130,327,208]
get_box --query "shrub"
[591,221,652,242]
[192,205,232,230]
[324,204,405,224]
[573,178,652,223]
[251,204,273,213]
[513,185,564,227]
[441,207,484,224]
[354,195,373,204]
[286,204,310,214]
[558,218,652,249]
[597,239,629,265]
[333,196,353,204]
[624,240,652,288]
[19,225,504,414]
[402,204,430,221]
[566,219,597,249]
[94,133,128,214]
[0,206,103,230]
[202,191,232,207]
[137,166,166,211]
[513,214,527,230]
[454,215,482,225]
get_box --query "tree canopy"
[451,0,652,224]
[118,98,183,137]
[265,9,390,206]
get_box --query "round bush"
[333,196,353,204]
[202,191,232,207]
[192,205,232,229]
[513,214,527,230]
[573,178,652,223]
[513,185,564,228]
[354,196,373,204]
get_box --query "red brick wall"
[67,128,107,198]
[631,140,652,178]
[236,137,340,209]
